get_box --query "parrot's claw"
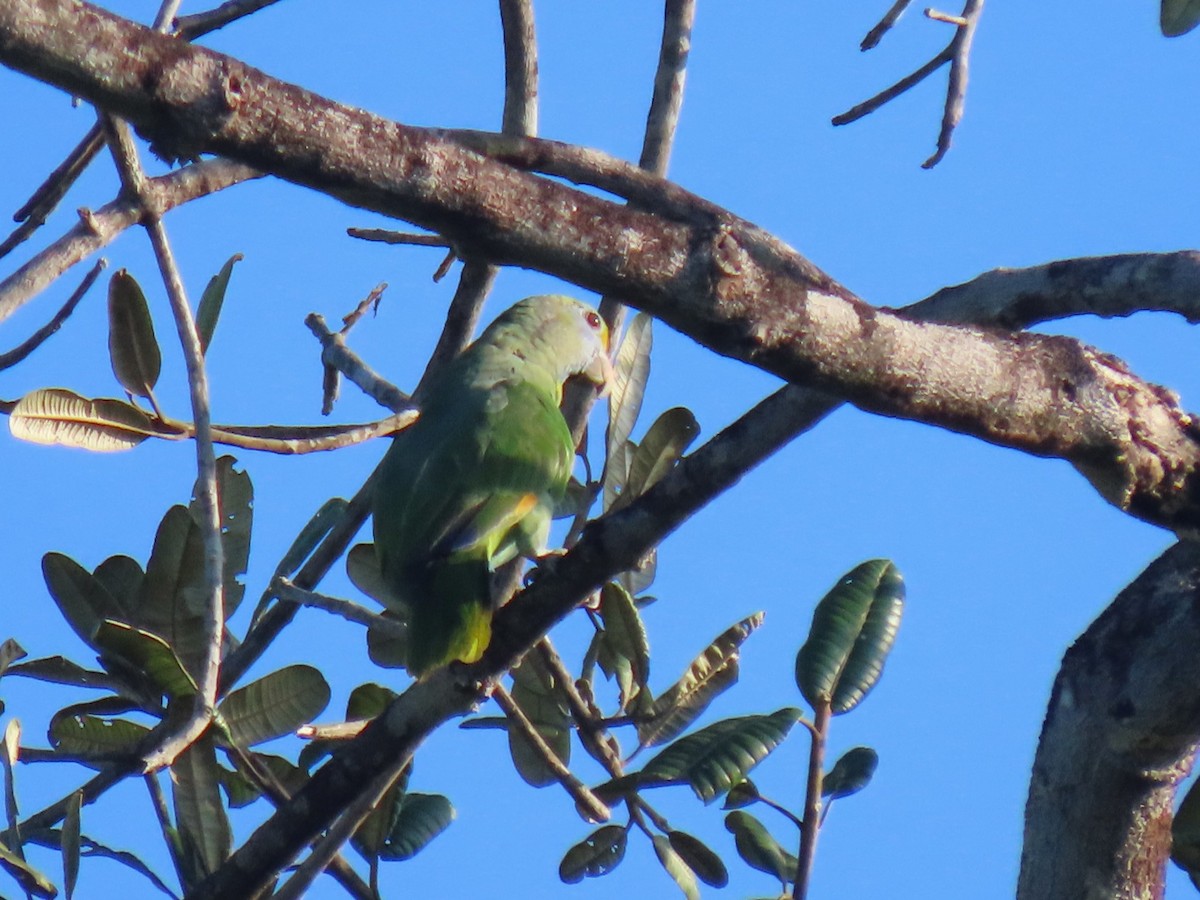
[523,549,567,587]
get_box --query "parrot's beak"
[583,350,615,397]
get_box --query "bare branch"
[304,313,414,414]
[174,0,287,38]
[906,250,1200,327]
[492,682,612,823]
[345,227,450,248]
[922,0,984,168]
[861,0,916,50]
[104,117,223,772]
[1,124,105,262]
[0,258,105,371]
[833,0,985,168]
[272,577,399,634]
[0,159,260,325]
[413,0,541,393]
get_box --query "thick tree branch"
[1019,541,1200,898]
[3,0,1196,534]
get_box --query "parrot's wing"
[428,490,540,560]
[375,378,573,579]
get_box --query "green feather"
[372,295,611,677]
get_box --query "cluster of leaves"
[0,265,457,897]
[554,558,903,899]
[9,263,240,452]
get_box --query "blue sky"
[2,2,1199,898]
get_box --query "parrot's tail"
[406,564,493,678]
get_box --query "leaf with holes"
[637,613,764,751]
[559,825,628,884]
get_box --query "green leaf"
[172,731,231,887]
[217,753,306,809]
[93,556,145,615]
[26,828,177,898]
[598,582,650,711]
[196,456,253,618]
[195,253,242,355]
[652,833,700,900]
[610,407,700,513]
[0,639,26,678]
[724,810,797,886]
[108,269,162,400]
[637,613,764,751]
[275,498,347,582]
[795,559,904,714]
[136,505,210,680]
[9,388,161,451]
[347,542,401,611]
[605,311,653,511]
[217,664,330,747]
[365,614,408,669]
[636,708,802,803]
[0,839,57,899]
[346,683,397,720]
[1162,0,1200,35]
[668,830,728,888]
[93,620,197,700]
[41,552,122,650]
[63,791,81,900]
[6,657,115,691]
[722,778,761,810]
[507,652,570,787]
[823,746,878,800]
[558,824,628,884]
[49,715,149,759]
[379,793,455,861]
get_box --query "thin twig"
[922,0,984,168]
[345,228,450,248]
[861,0,916,50]
[271,763,400,900]
[411,0,540,395]
[794,699,831,899]
[174,0,286,38]
[222,742,374,900]
[104,117,224,773]
[493,682,611,822]
[272,577,404,636]
[0,159,260,325]
[305,313,414,414]
[1,124,105,262]
[1,0,197,261]
[0,259,105,371]
[563,0,696,437]
[832,46,953,126]
[144,772,187,887]
[833,0,985,168]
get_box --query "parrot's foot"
[523,549,567,587]
[447,660,486,694]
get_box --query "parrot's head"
[498,294,614,393]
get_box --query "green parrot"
[372,294,613,677]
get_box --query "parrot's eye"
[585,311,602,330]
